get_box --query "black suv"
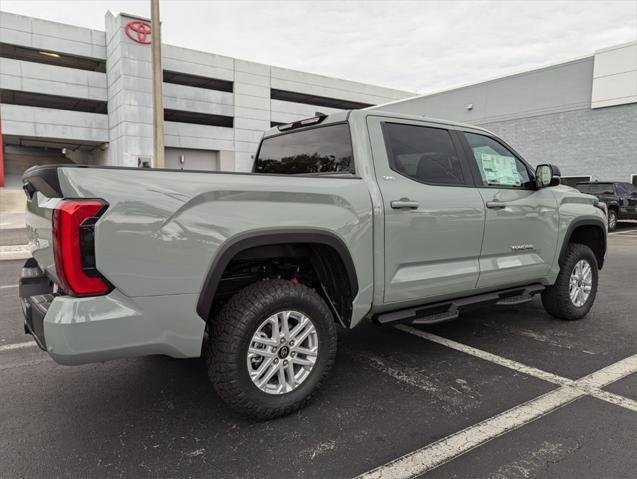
[576,181,637,230]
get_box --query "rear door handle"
[486,201,507,209]
[391,199,419,209]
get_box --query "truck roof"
[576,181,614,185]
[262,109,494,138]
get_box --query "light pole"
[151,0,165,168]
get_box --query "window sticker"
[479,152,521,186]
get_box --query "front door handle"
[486,201,507,209]
[391,198,419,209]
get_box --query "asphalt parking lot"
[1,223,636,479]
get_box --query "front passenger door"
[460,131,559,289]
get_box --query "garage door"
[165,148,219,171]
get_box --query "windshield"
[254,124,354,175]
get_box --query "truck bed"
[23,163,374,308]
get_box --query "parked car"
[20,110,607,419]
[575,181,637,230]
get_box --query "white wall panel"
[0,58,107,100]
[0,104,108,142]
[0,11,106,59]
[163,83,233,116]
[592,42,637,109]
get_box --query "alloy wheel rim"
[569,259,593,307]
[609,213,617,229]
[247,310,319,395]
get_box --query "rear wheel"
[207,279,337,419]
[541,243,598,320]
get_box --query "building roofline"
[373,39,636,109]
[0,9,415,98]
[595,40,637,54]
[0,9,105,35]
[113,11,151,22]
[374,54,599,110]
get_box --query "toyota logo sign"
[125,20,151,44]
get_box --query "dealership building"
[0,10,635,195]
[379,41,637,186]
[0,10,413,189]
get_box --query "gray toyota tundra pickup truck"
[20,109,607,419]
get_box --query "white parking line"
[608,228,637,236]
[357,350,637,479]
[0,341,37,352]
[576,353,637,388]
[0,284,18,290]
[588,389,637,412]
[356,387,583,479]
[397,325,637,411]
[395,325,571,387]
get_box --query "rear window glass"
[576,183,614,195]
[254,124,354,174]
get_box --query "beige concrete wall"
[0,189,24,212]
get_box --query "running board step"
[495,294,535,306]
[373,284,545,327]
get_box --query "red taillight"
[52,199,110,296]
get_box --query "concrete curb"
[0,245,31,261]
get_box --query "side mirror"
[536,164,561,188]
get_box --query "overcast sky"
[2,1,636,94]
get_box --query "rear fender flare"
[196,229,358,320]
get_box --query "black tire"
[608,209,618,231]
[541,243,598,320]
[207,279,337,419]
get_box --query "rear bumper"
[19,259,206,365]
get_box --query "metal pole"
[151,0,165,168]
[0,110,5,187]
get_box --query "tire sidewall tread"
[541,243,599,320]
[207,279,337,419]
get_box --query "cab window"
[382,122,466,186]
[254,124,354,175]
[617,183,637,196]
[464,132,533,188]
[576,183,615,195]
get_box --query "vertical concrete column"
[233,60,271,172]
[105,12,154,167]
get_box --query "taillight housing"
[52,199,111,296]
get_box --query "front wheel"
[541,243,598,320]
[207,279,337,419]
[608,209,617,231]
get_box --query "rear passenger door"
[367,117,485,305]
[459,131,559,289]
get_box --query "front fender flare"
[559,218,607,269]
